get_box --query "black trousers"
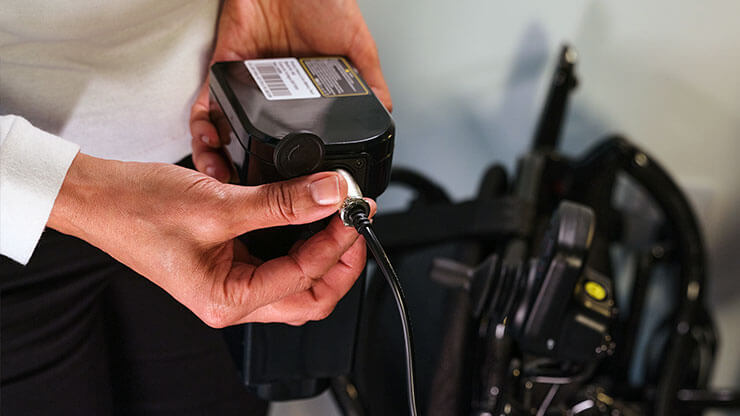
[1,229,268,415]
[0,162,267,415]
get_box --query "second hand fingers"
[189,80,233,182]
[348,26,392,112]
[239,239,366,325]
[226,215,360,319]
[310,236,366,301]
[191,136,232,182]
[190,81,220,148]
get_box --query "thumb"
[227,171,349,235]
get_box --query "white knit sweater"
[0,0,220,264]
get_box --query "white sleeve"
[0,115,80,265]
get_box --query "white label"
[245,58,321,100]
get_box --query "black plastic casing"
[208,58,394,400]
[509,202,613,362]
[209,59,394,197]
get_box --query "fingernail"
[201,135,211,145]
[310,176,341,205]
[205,165,217,178]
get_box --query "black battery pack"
[208,57,394,400]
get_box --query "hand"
[190,0,392,182]
[48,153,375,327]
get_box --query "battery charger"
[209,56,395,400]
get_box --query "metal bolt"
[565,47,579,64]
[634,152,648,167]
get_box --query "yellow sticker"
[584,281,607,301]
[299,57,369,98]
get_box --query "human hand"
[190,0,391,182]
[48,153,374,326]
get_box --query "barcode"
[254,63,290,97]
[245,58,320,101]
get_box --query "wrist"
[47,153,122,241]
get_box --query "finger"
[190,81,220,149]
[239,199,375,322]
[225,215,360,318]
[190,82,232,182]
[365,198,378,218]
[227,200,376,325]
[348,25,393,112]
[226,171,349,235]
[239,236,367,324]
[309,235,366,305]
[191,136,232,182]
[254,215,360,297]
[288,239,306,255]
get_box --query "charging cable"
[335,169,419,416]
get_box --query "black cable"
[350,210,419,416]
[335,168,418,416]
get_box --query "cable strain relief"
[349,210,372,231]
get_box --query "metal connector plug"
[335,169,371,227]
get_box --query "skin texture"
[48,153,376,327]
[190,0,392,183]
[47,0,389,328]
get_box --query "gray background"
[271,1,740,414]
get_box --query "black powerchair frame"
[340,45,740,415]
